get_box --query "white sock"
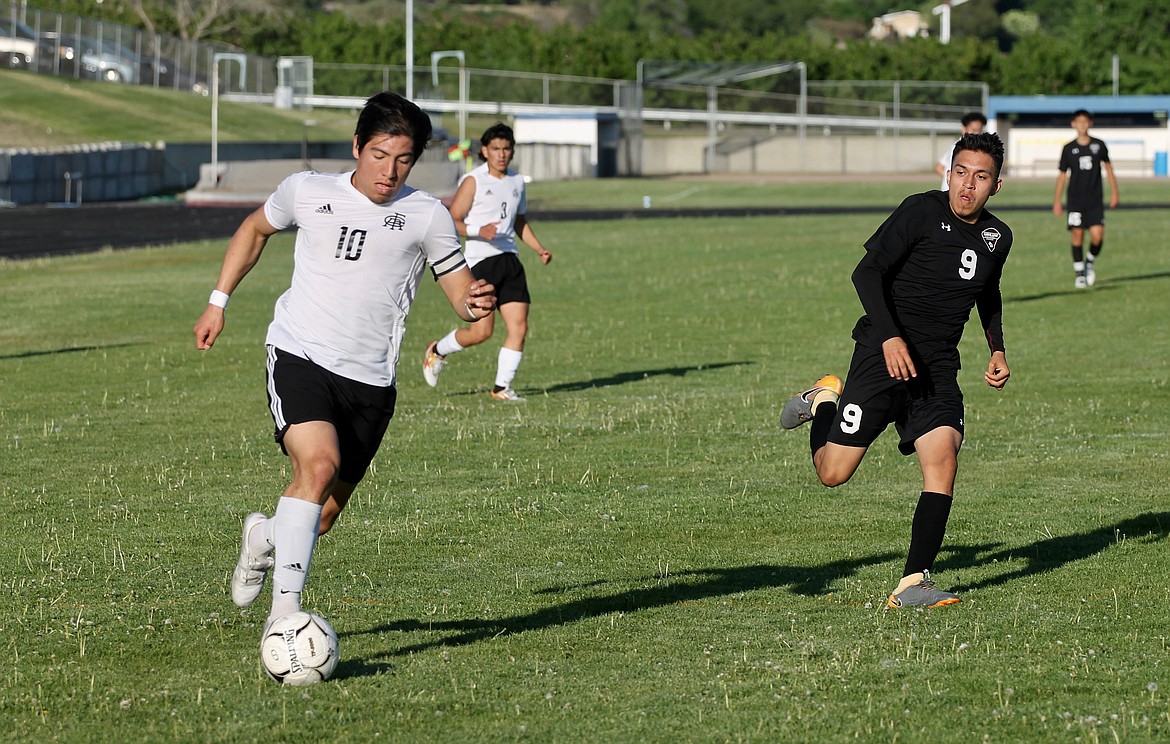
[495,347,523,389]
[435,329,465,357]
[270,496,322,618]
[894,572,925,594]
[1073,260,1086,273]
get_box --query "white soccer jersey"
[937,139,959,191]
[459,163,527,268]
[263,171,466,387]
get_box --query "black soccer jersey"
[850,191,1012,369]
[1059,137,1111,211]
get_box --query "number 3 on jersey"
[958,248,977,280]
[839,403,863,434]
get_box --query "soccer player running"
[422,123,552,401]
[1053,109,1119,289]
[781,132,1013,609]
[193,92,497,633]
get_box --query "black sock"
[903,491,953,577]
[1089,242,1102,260]
[492,384,505,393]
[809,401,837,458]
[1070,244,1084,263]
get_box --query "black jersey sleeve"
[976,219,1010,354]
[851,195,925,342]
[976,279,1005,353]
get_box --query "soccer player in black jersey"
[1053,109,1119,288]
[781,132,1012,609]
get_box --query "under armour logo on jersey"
[383,213,407,230]
[981,227,1002,251]
[315,203,333,214]
[941,222,952,232]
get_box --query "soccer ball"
[260,611,339,686]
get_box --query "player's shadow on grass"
[0,342,138,360]
[334,552,898,678]
[1008,270,1170,303]
[539,360,753,394]
[939,511,1170,593]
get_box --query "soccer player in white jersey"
[422,123,552,401]
[934,112,986,191]
[193,92,497,637]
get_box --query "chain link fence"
[3,1,275,95]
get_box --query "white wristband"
[209,290,230,309]
[466,224,482,239]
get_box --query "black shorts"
[471,253,531,306]
[1066,204,1105,230]
[827,344,965,456]
[265,347,396,484]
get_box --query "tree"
[124,0,303,42]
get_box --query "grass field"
[0,68,359,148]
[3,180,1169,742]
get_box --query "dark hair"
[961,111,987,127]
[1072,108,1093,120]
[354,92,433,159]
[478,122,515,161]
[952,132,1005,178]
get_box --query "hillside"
[0,68,358,150]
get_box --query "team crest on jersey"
[383,213,406,230]
[1090,143,1101,154]
[981,227,1002,252]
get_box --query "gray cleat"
[886,571,960,609]
[780,373,843,429]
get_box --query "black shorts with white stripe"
[265,346,396,484]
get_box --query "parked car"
[0,18,40,69]
[38,32,137,83]
[140,55,210,95]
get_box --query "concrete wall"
[641,133,945,176]
[0,139,448,206]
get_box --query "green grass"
[0,68,359,148]
[3,182,1170,742]
[527,174,1170,211]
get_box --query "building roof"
[989,95,1170,118]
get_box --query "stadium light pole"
[931,0,968,44]
[405,0,413,98]
[210,53,247,183]
[431,50,467,142]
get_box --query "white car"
[0,18,40,69]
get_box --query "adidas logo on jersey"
[316,204,333,214]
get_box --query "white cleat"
[489,387,526,402]
[231,512,273,608]
[423,341,445,388]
